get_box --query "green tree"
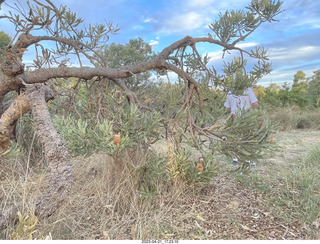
[97,38,155,91]
[307,69,320,106]
[0,31,11,49]
[0,31,11,63]
[293,70,306,88]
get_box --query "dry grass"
[5,147,186,240]
[1,129,320,240]
[265,106,320,131]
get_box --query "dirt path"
[169,130,320,240]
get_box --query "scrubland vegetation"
[1,79,320,240]
[1,0,320,240]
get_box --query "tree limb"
[25,84,72,217]
[0,85,54,152]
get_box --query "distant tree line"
[254,70,320,108]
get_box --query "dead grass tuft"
[32,147,186,239]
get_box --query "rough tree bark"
[25,84,72,216]
[0,86,54,152]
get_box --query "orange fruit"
[270,135,274,143]
[113,134,121,144]
[197,163,203,172]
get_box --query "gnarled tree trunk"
[0,85,54,152]
[25,84,72,216]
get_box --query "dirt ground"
[166,130,320,240]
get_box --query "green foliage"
[222,57,271,95]
[257,69,320,109]
[0,31,11,67]
[137,147,220,199]
[222,58,251,94]
[15,113,44,163]
[0,141,21,159]
[53,90,163,157]
[190,86,226,128]
[0,31,11,49]
[250,143,320,225]
[259,80,309,109]
[54,115,117,156]
[166,147,192,182]
[138,154,169,200]
[209,0,283,43]
[97,38,155,91]
[208,1,282,93]
[307,69,320,106]
[219,109,275,163]
[166,147,219,185]
[293,70,306,87]
[247,0,283,20]
[185,152,220,184]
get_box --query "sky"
[1,0,320,87]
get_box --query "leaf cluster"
[209,0,282,44]
[1,0,120,67]
[219,109,275,163]
[53,88,163,157]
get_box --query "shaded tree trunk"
[25,84,72,216]
[0,86,54,152]
[0,92,30,150]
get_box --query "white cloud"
[144,18,152,23]
[206,50,224,62]
[258,44,320,85]
[186,0,248,9]
[235,42,258,49]
[149,40,159,47]
[159,11,204,33]
[186,0,217,8]
[259,68,316,86]
[269,45,320,62]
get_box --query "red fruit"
[197,163,203,172]
[87,102,94,109]
[115,90,122,98]
[259,121,263,128]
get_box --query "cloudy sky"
[1,0,320,86]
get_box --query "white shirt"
[224,88,258,115]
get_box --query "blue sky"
[1,0,320,86]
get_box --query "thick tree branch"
[19,59,163,84]
[25,84,72,216]
[0,86,54,152]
